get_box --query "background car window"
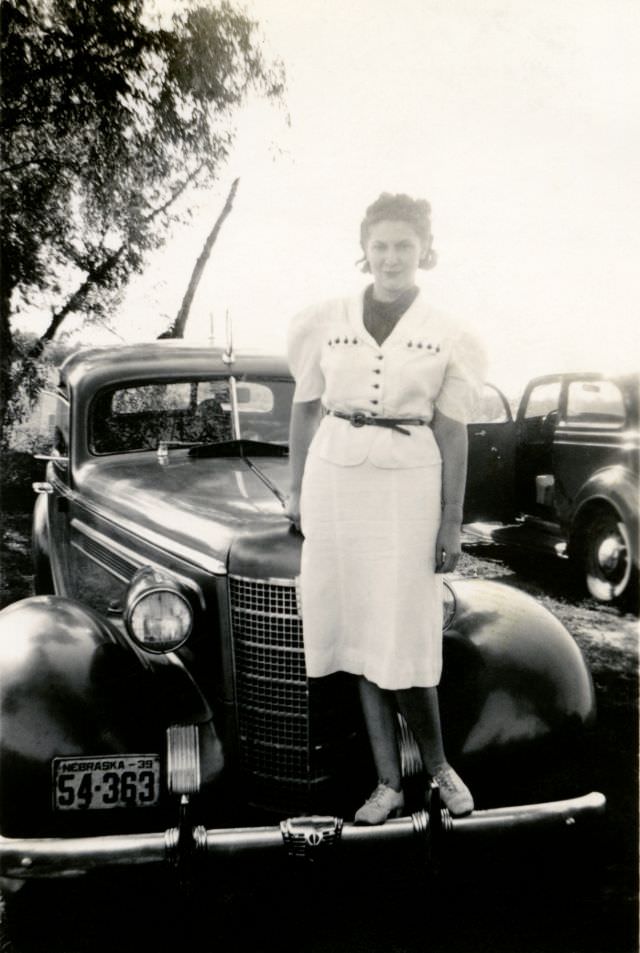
[522,381,562,420]
[471,384,512,423]
[565,380,626,428]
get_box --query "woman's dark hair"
[359,192,437,271]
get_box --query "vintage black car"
[0,343,605,887]
[468,372,639,607]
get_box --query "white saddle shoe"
[432,764,474,817]
[354,782,404,825]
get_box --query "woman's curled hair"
[359,192,437,271]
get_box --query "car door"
[464,383,516,522]
[514,377,563,518]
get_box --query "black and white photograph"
[0,1,638,951]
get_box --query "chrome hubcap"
[597,535,625,575]
[586,517,631,601]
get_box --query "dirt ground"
[0,511,638,953]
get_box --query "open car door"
[464,383,516,523]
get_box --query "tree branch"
[32,162,210,350]
[39,248,126,346]
[144,161,208,224]
[162,177,240,339]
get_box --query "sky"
[20,0,640,396]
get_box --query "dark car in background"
[470,372,639,607]
[0,343,604,892]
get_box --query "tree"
[164,176,239,340]
[0,0,285,440]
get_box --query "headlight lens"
[125,569,193,653]
[443,581,456,630]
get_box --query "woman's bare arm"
[431,408,468,572]
[285,399,322,528]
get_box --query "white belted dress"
[287,288,485,690]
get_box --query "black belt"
[325,409,428,436]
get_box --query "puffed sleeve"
[286,303,326,403]
[435,328,488,424]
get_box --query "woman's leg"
[354,676,404,823]
[395,686,446,776]
[358,676,402,790]
[396,686,474,816]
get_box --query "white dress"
[287,288,485,690]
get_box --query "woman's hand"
[435,518,462,573]
[284,490,302,533]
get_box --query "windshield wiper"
[188,438,288,459]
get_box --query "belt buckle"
[350,412,366,428]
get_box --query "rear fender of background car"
[568,465,639,568]
[0,596,223,839]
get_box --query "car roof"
[59,341,291,394]
[527,370,639,388]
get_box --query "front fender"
[0,596,222,838]
[441,579,595,765]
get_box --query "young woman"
[286,193,485,823]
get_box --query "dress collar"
[345,286,428,348]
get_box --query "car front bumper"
[0,791,605,879]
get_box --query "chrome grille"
[229,574,322,811]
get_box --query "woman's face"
[364,219,425,300]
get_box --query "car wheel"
[579,507,636,606]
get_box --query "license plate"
[52,755,161,810]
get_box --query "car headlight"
[124,567,193,653]
[443,581,456,630]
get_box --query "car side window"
[565,380,626,428]
[522,381,562,420]
[52,393,70,466]
[518,381,562,444]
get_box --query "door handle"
[472,429,487,437]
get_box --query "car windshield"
[90,377,294,455]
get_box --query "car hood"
[75,454,292,569]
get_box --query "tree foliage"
[0,0,285,440]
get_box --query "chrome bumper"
[0,792,605,880]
